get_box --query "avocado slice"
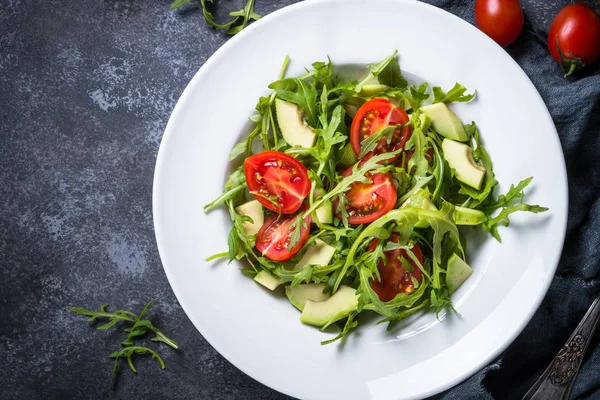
[313,202,333,225]
[453,206,488,225]
[343,104,358,119]
[300,285,358,327]
[235,200,264,236]
[294,238,336,271]
[446,253,473,293]
[311,188,333,224]
[337,142,358,166]
[253,270,281,291]
[275,99,316,148]
[420,103,469,142]
[359,83,390,96]
[285,283,331,311]
[442,138,486,190]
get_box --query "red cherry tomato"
[349,98,411,159]
[548,3,600,77]
[369,234,424,302]
[333,165,397,225]
[255,211,311,262]
[475,0,524,48]
[244,151,311,214]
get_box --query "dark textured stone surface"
[2,0,600,399]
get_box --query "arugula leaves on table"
[68,301,178,390]
[109,347,166,390]
[171,0,260,36]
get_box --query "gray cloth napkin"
[423,0,600,399]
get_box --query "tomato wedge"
[334,165,396,225]
[369,234,423,302]
[255,211,311,262]
[350,98,411,159]
[244,151,311,214]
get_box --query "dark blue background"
[1,0,599,399]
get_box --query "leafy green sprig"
[171,0,260,36]
[68,300,178,389]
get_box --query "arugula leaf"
[355,50,400,92]
[203,167,246,213]
[457,123,498,206]
[226,0,261,35]
[109,346,165,389]
[404,113,431,177]
[432,83,475,104]
[377,54,408,89]
[170,0,190,8]
[121,300,154,347]
[481,177,548,242]
[291,265,314,286]
[269,78,318,127]
[310,105,346,178]
[67,304,136,329]
[430,139,450,207]
[397,83,430,111]
[430,286,455,319]
[68,301,178,390]
[483,177,533,211]
[357,125,400,159]
[227,226,240,262]
[397,175,434,205]
[376,299,429,328]
[172,0,261,36]
[312,59,334,91]
[321,312,358,345]
[358,266,429,317]
[288,213,309,250]
[226,200,259,268]
[483,203,548,242]
[229,124,261,161]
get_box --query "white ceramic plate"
[153,1,568,399]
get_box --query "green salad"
[204,51,547,344]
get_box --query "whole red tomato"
[548,3,600,77]
[475,0,524,48]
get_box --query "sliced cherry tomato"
[255,211,311,262]
[244,151,311,214]
[350,98,411,159]
[548,3,600,77]
[368,234,423,302]
[334,165,396,225]
[474,0,524,48]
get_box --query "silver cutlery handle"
[522,292,600,400]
